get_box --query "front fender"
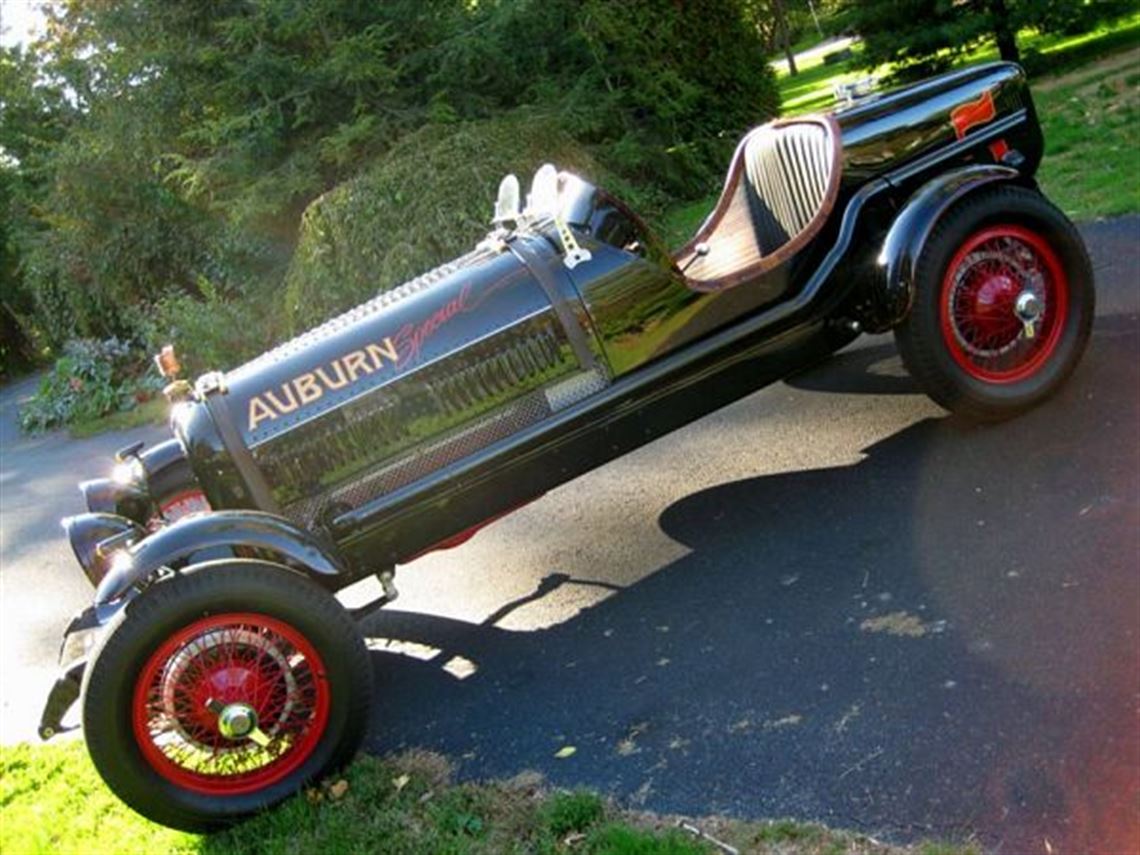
[871,165,1023,331]
[38,603,118,739]
[94,510,351,604]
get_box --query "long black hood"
[178,235,610,527]
[226,245,534,448]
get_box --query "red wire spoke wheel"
[894,186,1094,421]
[131,612,331,795]
[81,562,371,831]
[939,224,1068,384]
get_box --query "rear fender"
[869,165,1025,331]
[94,510,352,605]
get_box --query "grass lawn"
[661,13,1140,245]
[659,197,722,255]
[0,741,978,855]
[1033,48,1140,220]
[67,396,168,439]
[775,12,1140,117]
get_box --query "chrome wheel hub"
[216,701,257,740]
[1015,290,1042,324]
[1014,289,1044,339]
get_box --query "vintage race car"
[41,61,1093,830]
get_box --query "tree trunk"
[772,0,797,75]
[0,301,37,376]
[989,0,1021,63]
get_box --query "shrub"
[18,337,163,433]
[6,0,781,374]
[283,112,611,330]
[131,276,279,378]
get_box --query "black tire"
[81,560,372,831]
[894,185,1094,421]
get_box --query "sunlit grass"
[0,741,197,855]
[1034,49,1140,219]
[1,741,978,854]
[68,396,168,439]
[776,11,1140,117]
[660,196,716,249]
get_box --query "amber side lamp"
[155,345,192,403]
[154,345,181,379]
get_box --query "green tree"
[842,0,1132,79]
[0,166,39,375]
[0,43,77,369]
[5,0,780,373]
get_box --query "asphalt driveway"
[1,217,1136,852]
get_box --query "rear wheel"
[82,561,371,831]
[895,186,1094,420]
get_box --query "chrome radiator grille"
[280,389,553,529]
[250,309,607,527]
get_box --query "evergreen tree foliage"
[841,0,1132,80]
[1,0,779,367]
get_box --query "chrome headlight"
[61,513,144,588]
[79,476,150,523]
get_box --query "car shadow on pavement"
[784,340,920,396]
[360,313,1136,852]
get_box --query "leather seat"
[676,116,841,289]
[743,120,836,255]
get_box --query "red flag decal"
[950,90,997,140]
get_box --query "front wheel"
[895,186,1094,421]
[81,561,372,831]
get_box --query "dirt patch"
[1033,45,1140,92]
[860,611,934,638]
[387,748,453,789]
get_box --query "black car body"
[42,61,1095,830]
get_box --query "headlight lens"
[62,514,143,587]
[80,475,150,523]
[112,458,143,486]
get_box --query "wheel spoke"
[940,225,1068,384]
[132,612,330,795]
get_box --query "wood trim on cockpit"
[674,114,842,292]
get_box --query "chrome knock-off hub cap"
[1014,290,1043,338]
[1015,290,1042,324]
[205,697,271,746]
[216,702,257,740]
